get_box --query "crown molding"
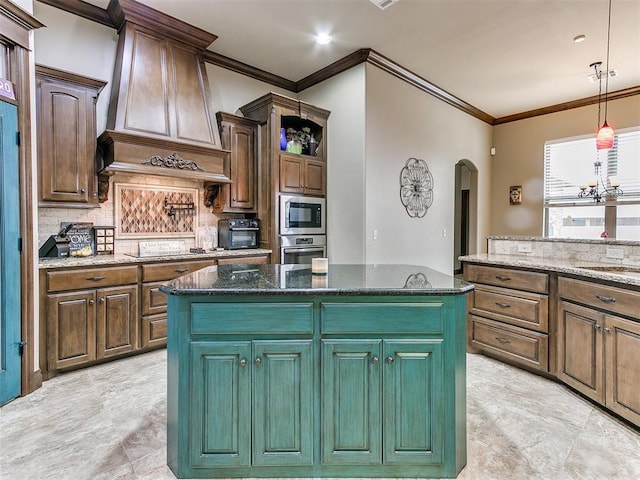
[37,0,640,126]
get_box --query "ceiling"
[81,0,640,119]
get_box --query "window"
[544,128,640,239]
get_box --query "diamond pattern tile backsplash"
[117,184,197,237]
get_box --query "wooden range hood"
[97,0,230,200]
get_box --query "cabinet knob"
[239,359,247,367]
[371,356,379,365]
[604,327,612,334]
[385,356,394,364]
[254,357,262,366]
[595,323,602,330]
[80,188,86,193]
[99,297,105,304]
[89,299,95,305]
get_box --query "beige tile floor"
[1,349,639,480]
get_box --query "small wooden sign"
[61,222,95,256]
[0,77,16,101]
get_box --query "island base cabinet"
[321,339,443,466]
[188,340,314,470]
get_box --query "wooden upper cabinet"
[215,112,259,212]
[36,66,106,206]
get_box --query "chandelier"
[578,160,623,202]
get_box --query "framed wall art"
[509,185,522,205]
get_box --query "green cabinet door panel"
[384,340,444,465]
[253,340,314,466]
[321,340,382,465]
[189,341,252,468]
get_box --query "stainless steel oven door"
[280,234,327,264]
[280,246,326,264]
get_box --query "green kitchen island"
[161,263,473,479]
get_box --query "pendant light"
[596,0,614,150]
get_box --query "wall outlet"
[372,229,378,241]
[517,243,532,253]
[606,248,624,259]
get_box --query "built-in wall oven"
[280,235,326,265]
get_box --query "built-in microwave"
[279,195,326,236]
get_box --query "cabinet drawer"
[321,302,443,334]
[47,266,138,292]
[559,277,640,319]
[141,313,167,349]
[191,303,314,335]
[142,282,168,316]
[471,285,548,332]
[141,260,215,282]
[216,255,269,266]
[469,315,548,371]
[465,264,548,294]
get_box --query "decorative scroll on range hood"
[96,0,230,200]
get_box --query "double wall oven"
[279,195,326,264]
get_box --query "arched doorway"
[454,160,478,274]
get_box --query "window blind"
[544,129,640,206]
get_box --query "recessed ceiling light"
[573,34,586,43]
[316,33,332,45]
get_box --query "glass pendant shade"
[596,121,615,149]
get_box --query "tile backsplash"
[37,173,220,256]
[487,236,640,267]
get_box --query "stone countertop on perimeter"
[160,264,474,296]
[459,253,640,288]
[38,249,272,270]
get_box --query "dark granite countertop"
[160,264,473,296]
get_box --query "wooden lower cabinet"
[558,300,640,425]
[189,340,314,469]
[464,264,550,372]
[47,285,138,370]
[44,266,139,376]
[321,339,443,466]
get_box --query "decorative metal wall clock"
[399,157,434,218]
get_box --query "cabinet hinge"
[18,341,27,356]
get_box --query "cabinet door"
[189,342,252,468]
[605,315,640,425]
[304,159,326,196]
[321,340,382,465]
[253,340,314,466]
[229,122,256,209]
[383,340,444,466]
[96,285,139,359]
[557,301,605,403]
[47,290,96,370]
[38,80,93,204]
[280,155,304,194]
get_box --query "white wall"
[299,65,366,264]
[33,2,118,134]
[364,65,492,273]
